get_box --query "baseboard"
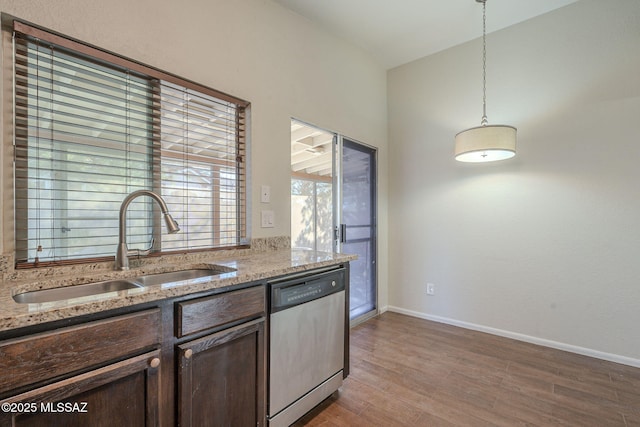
[386,306,640,369]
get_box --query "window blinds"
[13,21,248,266]
[160,82,247,250]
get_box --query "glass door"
[290,120,336,252]
[338,138,377,322]
[290,120,378,323]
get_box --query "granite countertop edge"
[0,249,356,333]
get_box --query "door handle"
[340,223,347,243]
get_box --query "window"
[291,179,333,252]
[12,20,249,266]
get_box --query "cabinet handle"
[184,349,193,359]
[149,357,160,369]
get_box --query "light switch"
[261,210,275,228]
[261,185,271,203]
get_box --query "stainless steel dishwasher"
[267,266,346,427]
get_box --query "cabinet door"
[0,350,161,427]
[177,319,265,427]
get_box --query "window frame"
[9,18,251,268]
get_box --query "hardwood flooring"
[294,312,640,426]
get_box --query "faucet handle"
[140,237,155,256]
[127,238,155,257]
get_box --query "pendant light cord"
[481,0,488,126]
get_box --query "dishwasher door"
[269,289,345,422]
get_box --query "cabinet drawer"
[177,286,265,337]
[0,309,160,395]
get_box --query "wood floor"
[295,312,640,426]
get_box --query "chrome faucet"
[115,190,180,270]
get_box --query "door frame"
[335,135,378,325]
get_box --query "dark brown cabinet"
[177,319,265,427]
[0,283,267,426]
[0,350,161,427]
[0,310,162,427]
[176,285,266,427]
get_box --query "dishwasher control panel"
[280,284,323,304]
[269,267,345,313]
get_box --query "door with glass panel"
[338,138,377,322]
[290,121,377,322]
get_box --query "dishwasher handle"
[267,265,344,285]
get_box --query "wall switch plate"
[261,210,275,228]
[261,185,271,203]
[426,283,435,296]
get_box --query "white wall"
[388,0,640,364]
[0,0,389,307]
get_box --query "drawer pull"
[184,349,193,359]
[149,357,161,369]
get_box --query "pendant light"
[455,0,516,163]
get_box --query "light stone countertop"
[0,249,356,333]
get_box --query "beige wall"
[0,0,389,306]
[388,0,640,364]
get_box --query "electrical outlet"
[426,283,435,296]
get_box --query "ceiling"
[272,0,579,69]
[290,121,334,178]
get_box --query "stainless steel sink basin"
[12,265,236,304]
[13,280,143,304]
[134,267,232,287]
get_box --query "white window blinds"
[13,21,249,267]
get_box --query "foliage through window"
[12,21,249,266]
[291,179,333,252]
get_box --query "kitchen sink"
[13,279,143,304]
[12,265,237,304]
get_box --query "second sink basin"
[13,280,142,304]
[134,267,233,287]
